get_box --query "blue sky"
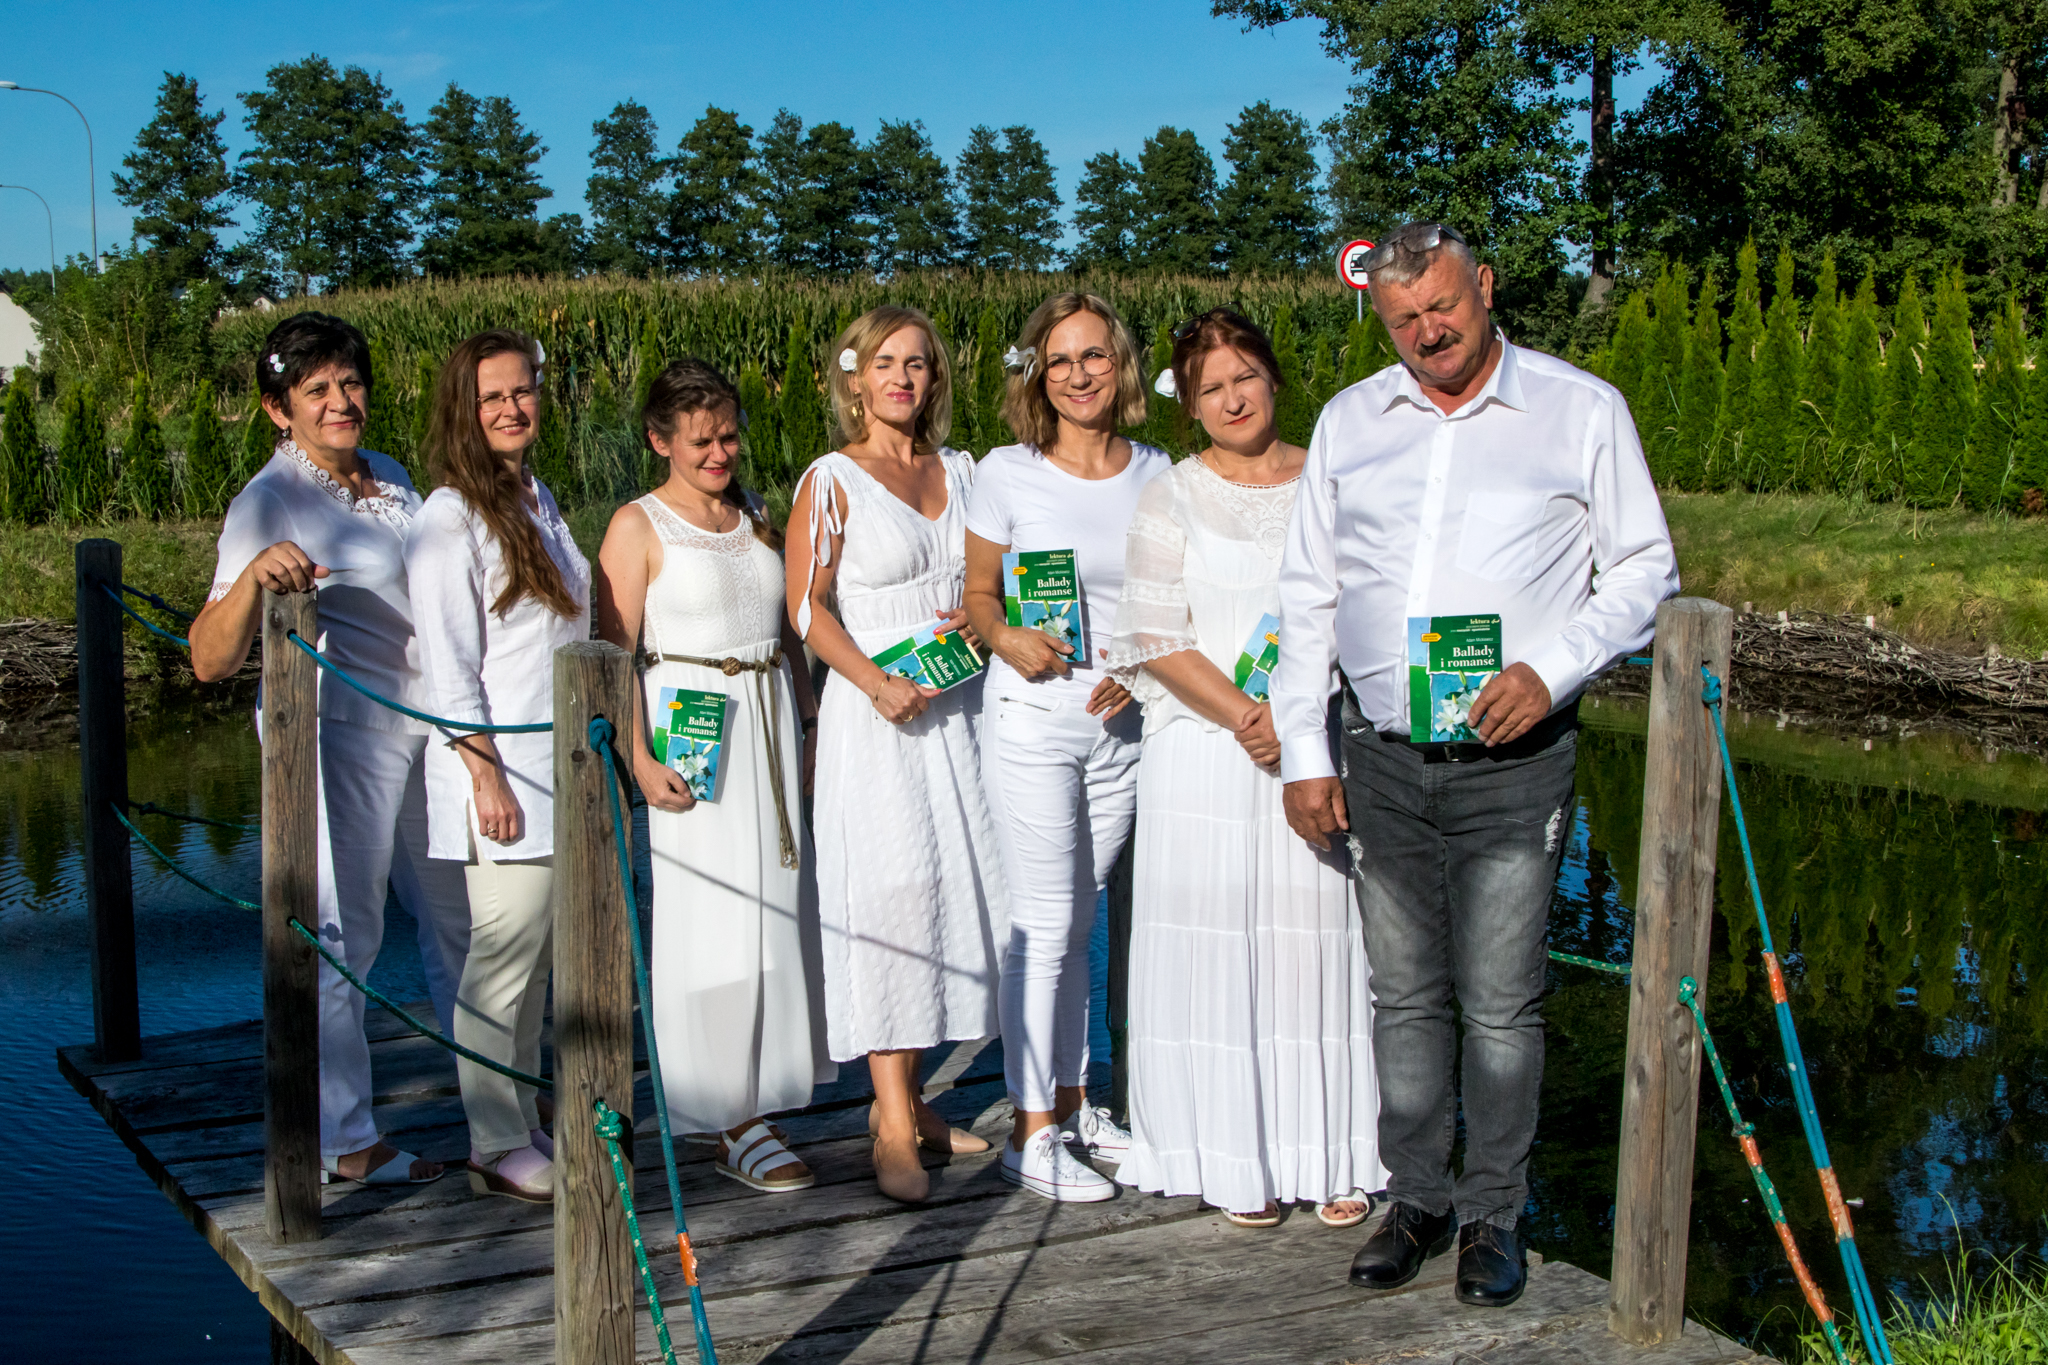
[0,0,1652,277]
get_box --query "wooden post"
[1610,597,1735,1344]
[553,641,636,1365]
[76,539,140,1063]
[262,588,322,1245]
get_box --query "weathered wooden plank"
[554,640,638,1365]
[77,538,141,1064]
[1612,598,1735,1345]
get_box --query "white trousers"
[455,846,553,1154]
[983,683,1141,1113]
[314,720,471,1159]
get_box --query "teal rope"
[1703,665,1893,1365]
[112,802,551,1092]
[1625,654,1654,666]
[1548,949,1630,976]
[120,582,196,622]
[101,582,189,647]
[284,633,552,733]
[589,715,718,1364]
[128,800,259,833]
[595,1101,681,1365]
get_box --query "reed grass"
[1798,1248,2048,1365]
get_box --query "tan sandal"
[716,1122,815,1193]
[867,1102,990,1155]
[1222,1202,1282,1228]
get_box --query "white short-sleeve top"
[963,440,1171,694]
[405,481,592,861]
[208,440,428,735]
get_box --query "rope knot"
[593,1100,625,1142]
[588,716,617,750]
[1678,975,1700,1004]
[1700,665,1724,706]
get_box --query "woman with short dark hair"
[191,311,470,1186]
[407,329,589,1202]
[1107,308,1384,1228]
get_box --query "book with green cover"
[1407,614,1502,742]
[1233,613,1281,702]
[871,618,986,691]
[651,686,729,802]
[1003,549,1084,658]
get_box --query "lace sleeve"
[1107,476,1197,701]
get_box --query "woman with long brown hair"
[596,359,831,1196]
[407,328,591,1203]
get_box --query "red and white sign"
[1338,239,1376,290]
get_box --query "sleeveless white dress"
[1107,458,1386,1212]
[797,450,1009,1061]
[638,494,833,1134]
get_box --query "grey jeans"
[1340,708,1576,1231]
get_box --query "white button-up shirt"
[405,481,591,860]
[1274,336,1679,782]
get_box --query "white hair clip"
[1153,367,1178,399]
[838,347,859,374]
[533,340,546,365]
[1003,345,1036,378]
[268,354,285,373]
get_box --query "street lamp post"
[0,82,99,273]
[0,183,60,371]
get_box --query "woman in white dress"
[962,292,1171,1203]
[408,329,590,1203]
[597,359,829,1194]
[788,305,1006,1205]
[191,312,469,1187]
[1107,309,1384,1226]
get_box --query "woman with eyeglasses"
[1107,308,1384,1229]
[407,329,591,1202]
[962,292,1170,1202]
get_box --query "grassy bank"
[1797,1250,2048,1364]
[6,490,2044,660]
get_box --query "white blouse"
[208,441,428,735]
[1107,457,1301,739]
[405,481,592,861]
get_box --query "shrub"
[55,386,111,522]
[1,372,47,523]
[119,376,173,520]
[182,379,231,518]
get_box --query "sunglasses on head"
[1354,222,1468,274]
[1170,308,1235,341]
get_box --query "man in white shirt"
[1273,223,1678,1307]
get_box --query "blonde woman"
[407,329,590,1203]
[1108,308,1384,1228]
[788,306,1006,1205]
[962,292,1170,1202]
[599,360,831,1195]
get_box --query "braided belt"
[641,649,797,869]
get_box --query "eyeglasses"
[478,386,539,416]
[1353,222,1468,274]
[1044,349,1117,384]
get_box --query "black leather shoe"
[1455,1222,1527,1307]
[1348,1202,1454,1289]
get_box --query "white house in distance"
[0,288,39,381]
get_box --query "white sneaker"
[1001,1125,1116,1202]
[1059,1104,1132,1162]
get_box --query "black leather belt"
[1375,702,1578,763]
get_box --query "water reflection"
[4,688,2044,1362]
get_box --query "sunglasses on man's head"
[1354,223,1468,274]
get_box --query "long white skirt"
[647,655,833,1135]
[1117,718,1387,1212]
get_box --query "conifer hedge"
[1587,245,2048,511]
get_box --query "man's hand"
[1283,777,1349,852]
[1465,662,1552,746]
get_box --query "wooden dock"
[60,1016,1766,1365]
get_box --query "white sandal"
[321,1146,440,1186]
[1317,1192,1374,1228]
[716,1121,815,1193]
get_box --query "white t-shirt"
[965,441,1172,690]
[208,441,427,735]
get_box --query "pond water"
[3,686,2043,1362]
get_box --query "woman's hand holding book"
[869,671,938,725]
[991,623,1073,680]
[634,752,697,814]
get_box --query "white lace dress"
[1107,458,1386,1212]
[637,495,833,1134]
[797,450,1009,1061]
